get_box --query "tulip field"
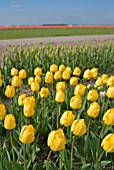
[0,44,114,170]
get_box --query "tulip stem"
[57,103,61,129]
[10,130,15,161]
[96,150,105,170]
[46,150,52,170]
[59,150,63,170]
[24,144,26,170]
[70,136,75,170]
[96,124,106,161]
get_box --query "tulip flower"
[87,89,98,102]
[11,68,18,76]
[103,108,114,125]
[19,69,26,79]
[73,67,81,76]
[60,110,75,127]
[87,102,100,118]
[101,134,114,153]
[34,67,42,76]
[5,85,15,98]
[0,104,6,120]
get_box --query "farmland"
[0,44,114,170]
[0,26,114,39]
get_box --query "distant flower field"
[0,44,114,170]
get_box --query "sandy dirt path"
[0,35,114,47]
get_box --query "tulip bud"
[0,79,2,87]
[59,64,65,72]
[5,85,15,98]
[19,125,35,144]
[12,76,23,87]
[31,82,40,92]
[87,89,98,102]
[70,95,82,110]
[45,71,53,84]
[71,119,86,136]
[107,76,114,87]
[91,68,98,78]
[95,77,103,87]
[39,87,49,98]
[11,68,18,76]
[35,76,41,83]
[60,110,75,127]
[55,90,65,103]
[73,67,81,76]
[106,86,114,98]
[47,128,66,151]
[103,108,114,125]
[23,103,35,117]
[74,84,86,96]
[56,82,66,91]
[87,102,100,118]
[4,114,16,130]
[102,74,109,84]
[19,69,26,79]
[65,67,72,74]
[34,67,42,76]
[70,77,78,86]
[54,71,62,80]
[62,71,70,80]
[28,77,35,85]
[18,94,26,106]
[83,69,92,80]
[101,134,114,153]
[50,64,58,72]
[0,104,6,120]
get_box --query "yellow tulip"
[91,68,98,78]
[103,108,114,125]
[54,71,62,80]
[23,103,35,117]
[4,114,16,130]
[0,71,1,78]
[74,84,86,96]
[19,69,26,79]
[50,64,58,72]
[87,89,98,102]
[87,102,100,118]
[0,104,6,120]
[106,86,114,98]
[39,87,49,98]
[45,71,53,84]
[59,64,65,72]
[83,69,92,80]
[70,95,82,110]
[5,85,15,98]
[31,82,40,92]
[47,128,66,151]
[95,77,103,87]
[65,67,72,74]
[0,79,2,87]
[12,76,23,87]
[18,94,26,106]
[11,68,18,76]
[23,96,35,107]
[28,77,35,85]
[62,71,70,80]
[107,76,114,87]
[70,77,78,86]
[55,90,65,103]
[101,134,114,153]
[35,76,41,83]
[56,82,66,91]
[34,67,42,76]
[102,74,109,84]
[19,125,35,144]
[60,110,75,127]
[71,119,86,136]
[73,67,81,76]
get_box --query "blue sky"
[0,0,114,25]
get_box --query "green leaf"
[100,161,111,168]
[10,161,24,170]
[81,163,91,170]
